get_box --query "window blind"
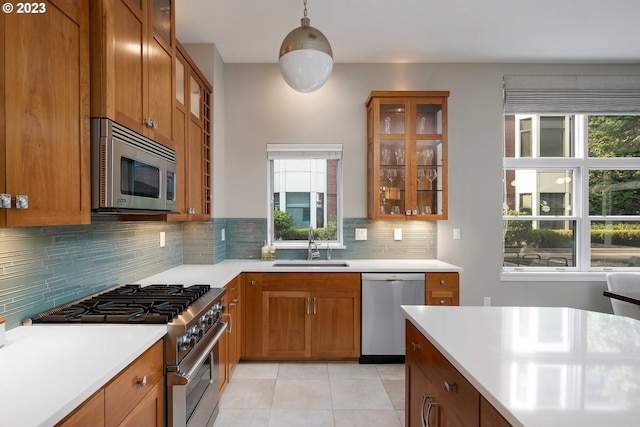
[503,75,640,114]
[267,143,343,160]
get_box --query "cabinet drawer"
[426,272,459,291]
[226,278,240,301]
[427,290,458,306]
[105,340,164,427]
[405,321,434,379]
[431,346,480,427]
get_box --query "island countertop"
[402,305,640,427]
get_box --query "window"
[267,144,343,248]
[503,75,640,273]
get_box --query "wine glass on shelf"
[417,169,425,189]
[425,147,434,165]
[381,148,391,165]
[395,147,404,165]
[387,169,397,186]
[427,169,438,190]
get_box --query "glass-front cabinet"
[367,91,449,220]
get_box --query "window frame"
[266,143,344,250]
[503,114,640,278]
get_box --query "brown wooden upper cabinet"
[170,44,212,221]
[90,0,175,149]
[367,91,450,220]
[0,0,91,227]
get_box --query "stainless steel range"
[25,283,227,427]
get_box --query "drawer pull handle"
[412,341,421,351]
[439,299,446,305]
[251,280,257,285]
[420,394,432,427]
[137,375,147,387]
[439,280,446,286]
[444,380,457,393]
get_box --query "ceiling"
[175,0,640,64]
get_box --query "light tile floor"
[213,362,406,427]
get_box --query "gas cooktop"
[29,284,212,324]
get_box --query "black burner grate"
[33,284,211,324]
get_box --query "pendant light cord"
[303,0,308,18]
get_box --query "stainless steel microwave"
[91,118,176,214]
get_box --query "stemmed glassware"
[427,169,438,190]
[417,169,425,188]
[387,169,397,185]
[381,148,391,165]
[394,147,404,165]
[425,148,434,164]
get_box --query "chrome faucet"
[307,225,320,261]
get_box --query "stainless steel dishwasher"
[360,273,425,363]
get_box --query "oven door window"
[186,352,213,423]
[121,157,161,198]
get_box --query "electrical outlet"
[355,228,367,240]
[221,228,226,241]
[159,232,166,247]
[484,296,491,306]
[394,228,402,241]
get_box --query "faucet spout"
[307,225,320,261]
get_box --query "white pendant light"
[279,0,333,93]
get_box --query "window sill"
[501,271,608,282]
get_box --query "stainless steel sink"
[272,260,350,268]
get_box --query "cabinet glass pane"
[152,0,171,45]
[175,60,185,104]
[380,104,405,134]
[190,76,201,118]
[380,140,405,215]
[416,140,443,215]
[415,104,442,134]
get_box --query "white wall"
[187,50,640,313]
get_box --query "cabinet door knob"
[439,299,446,305]
[251,280,257,285]
[0,194,10,208]
[15,195,28,209]
[439,280,446,286]
[444,380,457,393]
[412,341,421,351]
[137,375,147,387]
[143,117,154,127]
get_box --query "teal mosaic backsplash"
[0,216,183,329]
[225,218,437,260]
[1,215,436,330]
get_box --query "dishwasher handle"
[361,273,425,282]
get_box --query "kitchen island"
[402,305,640,427]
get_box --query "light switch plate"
[394,228,402,241]
[453,228,461,240]
[355,228,367,240]
[159,232,166,247]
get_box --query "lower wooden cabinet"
[57,389,105,427]
[242,273,263,358]
[426,272,459,306]
[56,340,164,427]
[220,275,241,394]
[242,272,360,360]
[406,321,511,427]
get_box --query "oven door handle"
[167,321,228,386]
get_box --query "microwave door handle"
[167,322,228,386]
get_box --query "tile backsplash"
[0,216,183,329]
[1,216,436,329]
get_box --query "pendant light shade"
[279,2,333,93]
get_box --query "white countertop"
[135,258,462,286]
[0,324,166,427]
[0,258,459,427]
[402,306,640,427]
